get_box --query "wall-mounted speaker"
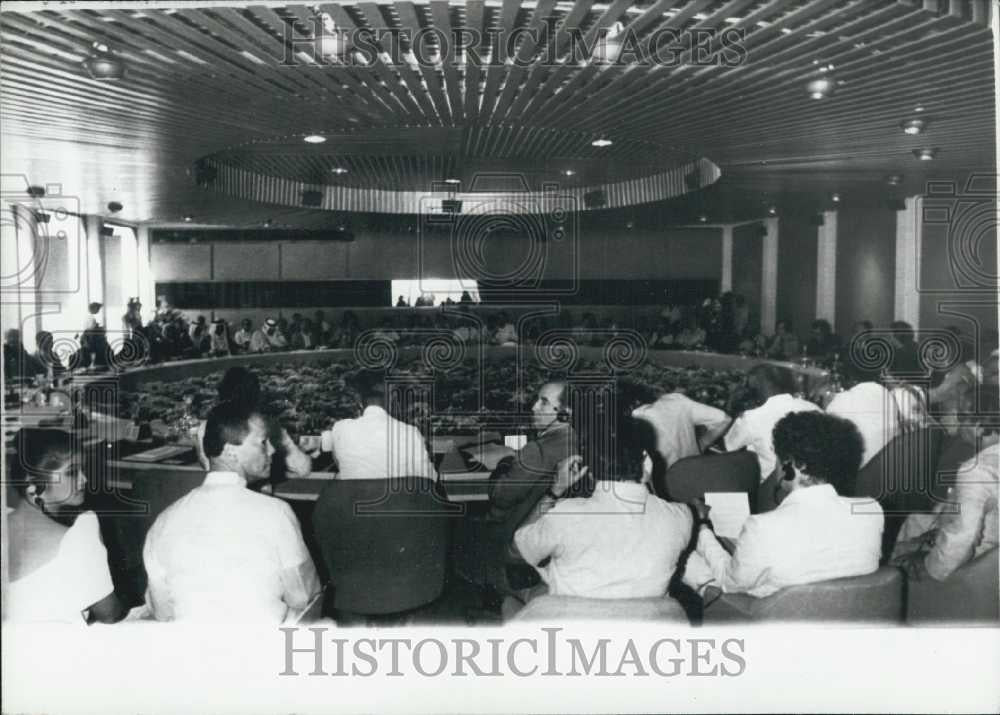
[301,190,324,207]
[584,189,607,209]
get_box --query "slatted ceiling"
[1,1,994,224]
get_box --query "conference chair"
[312,476,459,617]
[701,566,905,624]
[849,426,945,559]
[510,594,690,623]
[906,549,999,625]
[654,451,761,512]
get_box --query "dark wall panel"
[835,206,896,336]
[776,216,818,336]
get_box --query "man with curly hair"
[685,411,883,598]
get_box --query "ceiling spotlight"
[183,215,193,223]
[806,76,835,100]
[912,148,938,161]
[591,137,613,148]
[107,201,123,213]
[900,118,927,135]
[82,42,125,80]
[886,173,904,186]
[331,167,348,175]
[263,218,273,227]
[767,205,778,216]
[830,193,840,203]
[914,105,925,113]
[698,214,708,223]
[444,178,460,184]
[303,134,327,144]
[625,220,634,230]
[562,169,576,177]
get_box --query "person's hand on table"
[552,455,589,497]
[464,443,516,471]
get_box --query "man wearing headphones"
[466,381,577,522]
[685,411,883,599]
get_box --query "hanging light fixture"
[82,42,125,80]
[885,173,904,186]
[912,148,938,161]
[591,137,613,148]
[806,74,835,100]
[899,117,928,135]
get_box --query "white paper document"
[704,492,751,539]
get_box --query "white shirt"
[686,483,883,598]
[7,512,114,624]
[826,382,901,467]
[514,481,694,599]
[233,328,252,348]
[725,394,821,481]
[331,405,437,481]
[633,393,730,469]
[143,472,319,622]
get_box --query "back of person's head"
[11,429,75,498]
[202,401,257,459]
[747,364,796,398]
[353,369,387,406]
[35,330,53,350]
[890,320,915,343]
[810,319,831,336]
[772,412,863,491]
[587,415,648,484]
[217,367,261,408]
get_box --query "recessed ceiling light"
[912,148,938,161]
[698,214,708,223]
[831,193,840,203]
[886,174,904,186]
[303,134,327,144]
[767,205,778,216]
[806,76,835,99]
[331,167,348,175]
[900,117,927,135]
[562,169,576,176]
[444,178,460,184]
[914,105,925,113]
[183,215,193,222]
[82,42,125,80]
[592,137,613,147]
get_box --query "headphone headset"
[781,461,797,481]
[556,409,570,423]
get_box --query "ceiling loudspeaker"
[301,190,324,207]
[441,199,462,214]
[193,159,217,187]
[809,213,825,226]
[583,189,607,209]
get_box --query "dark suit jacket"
[488,423,577,521]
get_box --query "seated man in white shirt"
[632,388,732,470]
[686,411,883,599]
[249,318,287,353]
[825,381,901,468]
[514,417,695,600]
[725,365,820,481]
[144,401,320,622]
[331,370,437,481]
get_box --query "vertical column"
[3,204,41,348]
[894,196,921,330]
[84,215,104,321]
[720,225,733,293]
[761,218,778,335]
[815,210,838,325]
[135,226,157,317]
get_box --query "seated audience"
[330,370,437,481]
[250,317,287,352]
[892,390,999,581]
[514,417,694,600]
[495,312,518,345]
[724,365,820,481]
[4,328,44,380]
[675,311,707,350]
[765,320,800,361]
[632,386,731,470]
[825,381,901,468]
[195,366,312,479]
[7,429,124,624]
[232,319,253,353]
[32,330,65,376]
[648,316,678,349]
[144,401,320,622]
[209,319,230,356]
[372,317,400,344]
[884,375,934,433]
[843,319,881,383]
[804,319,841,363]
[685,411,882,598]
[468,381,578,521]
[313,310,331,345]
